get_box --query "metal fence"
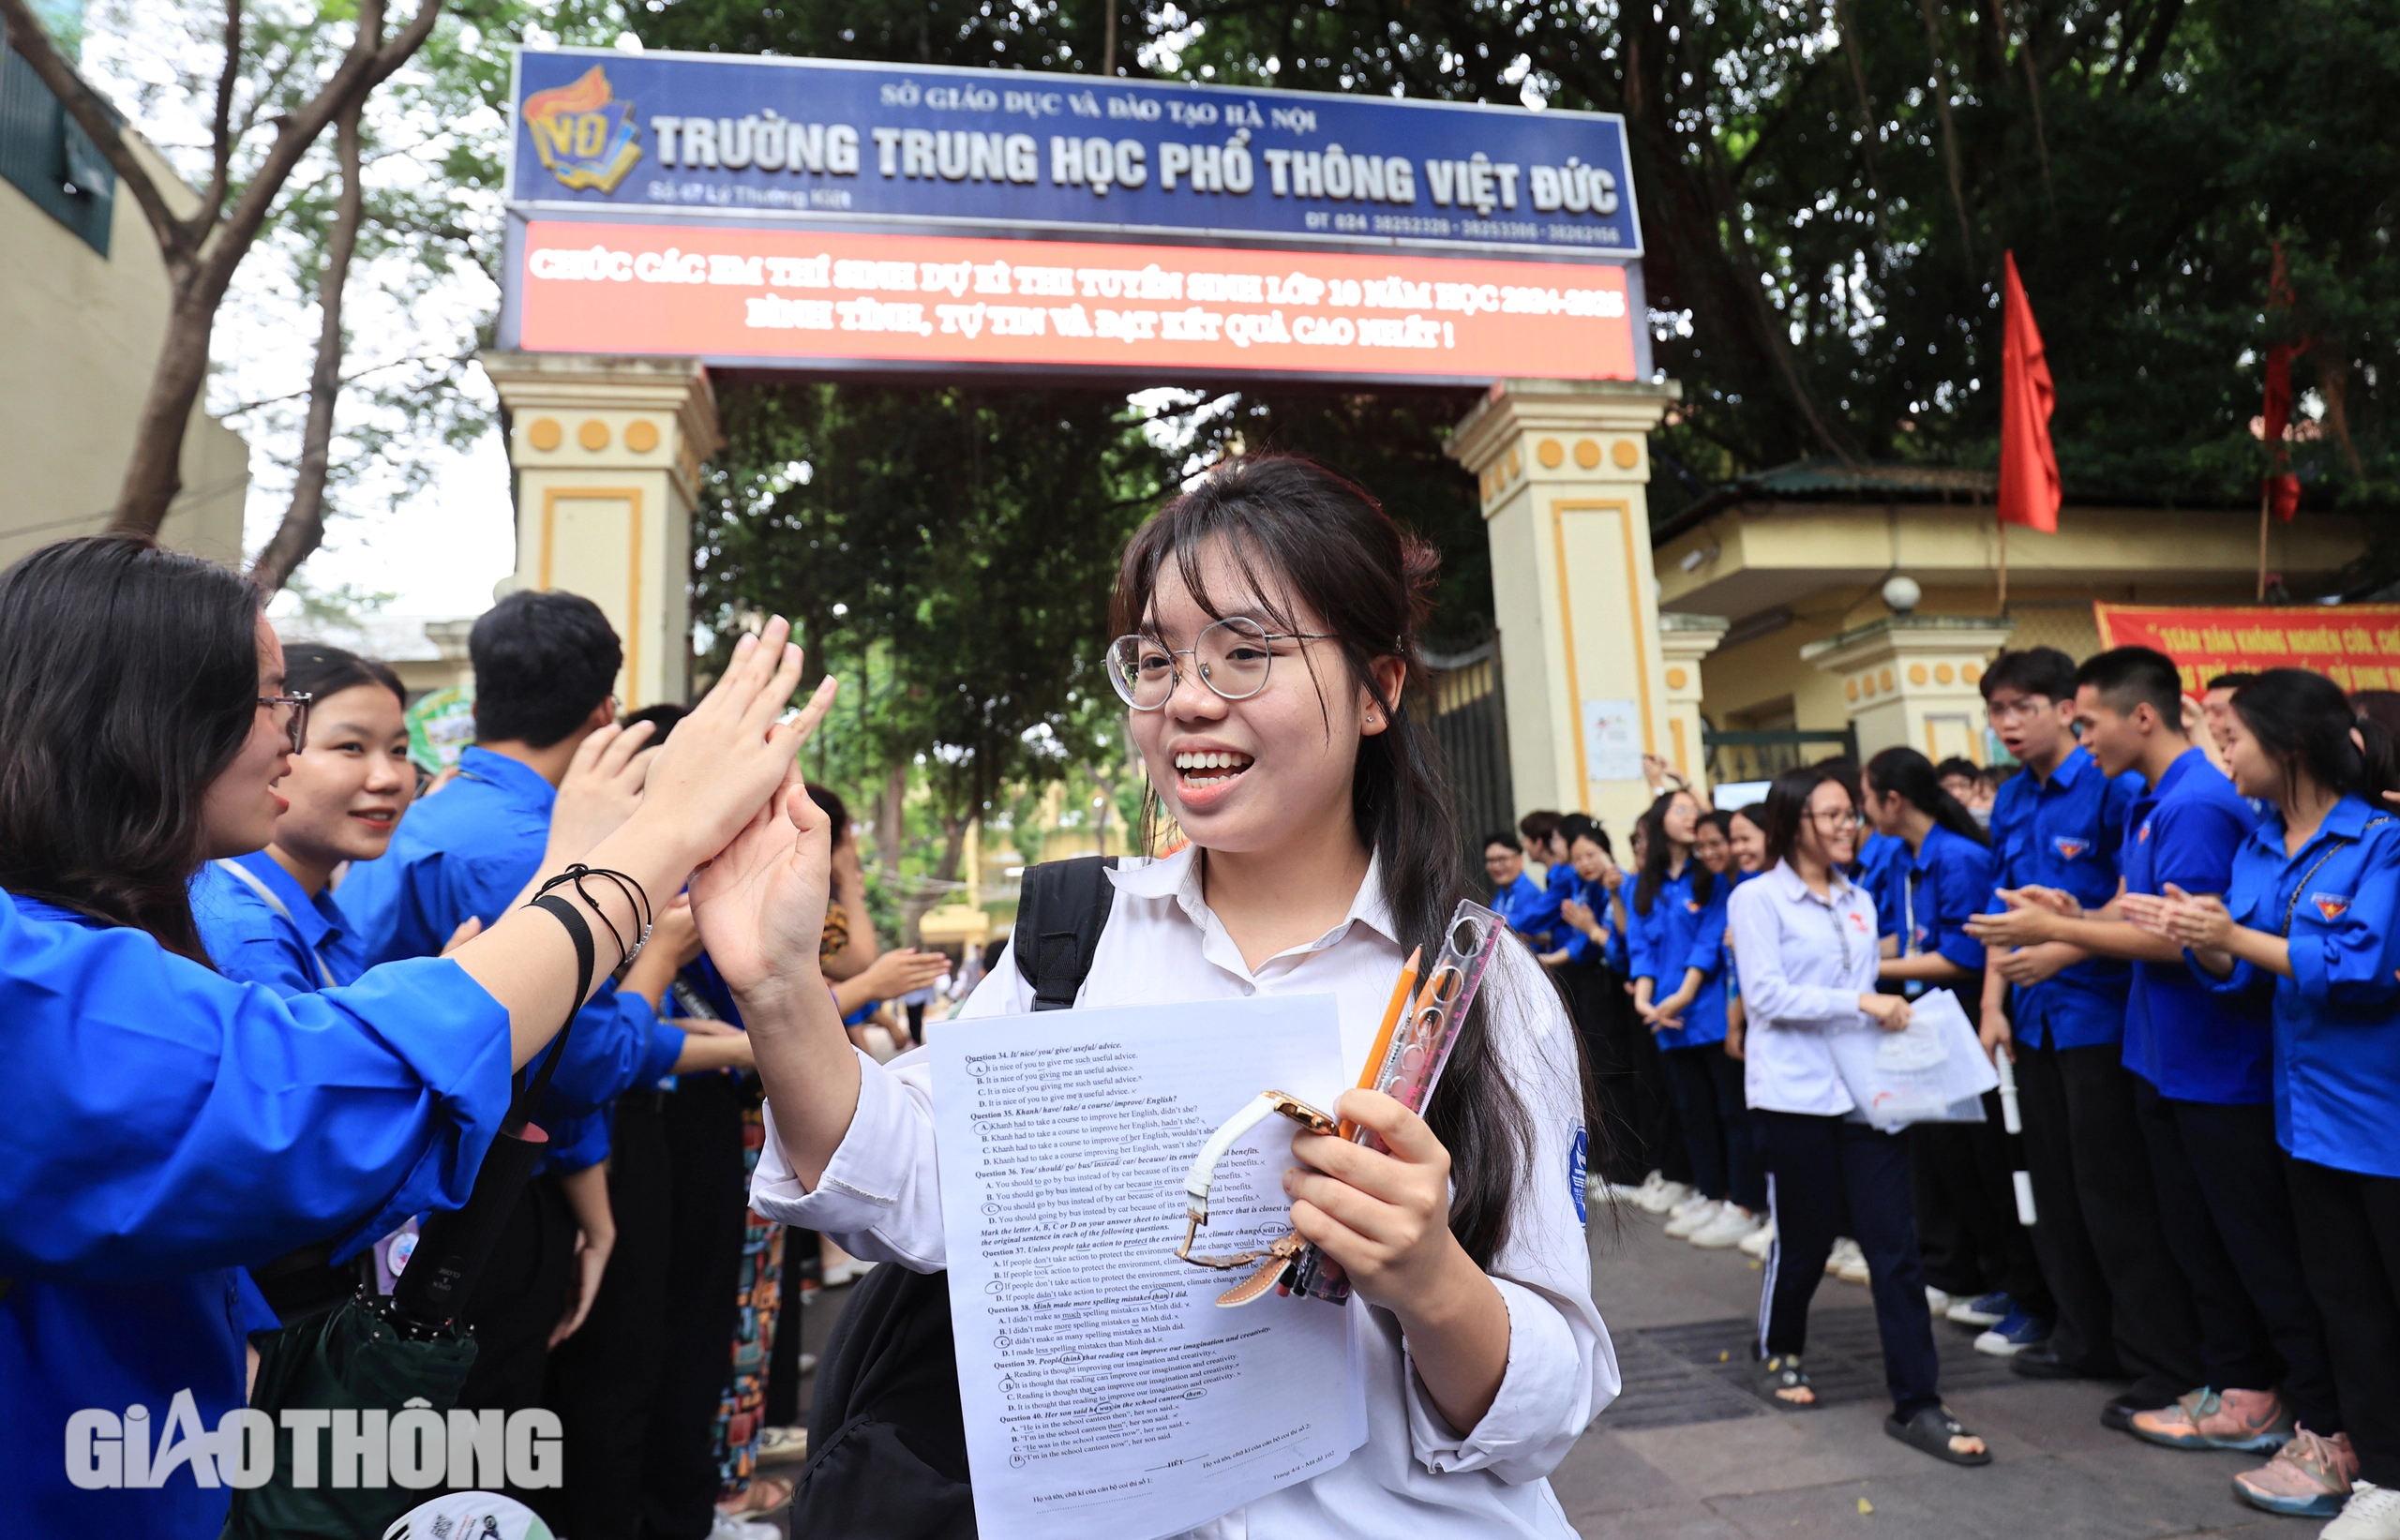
[1424,637,1515,873]
[1702,726,1859,785]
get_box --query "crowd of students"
[1492,645,2400,1532]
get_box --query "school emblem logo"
[2137,819,2153,844]
[1686,899,1702,914]
[2312,894,2351,923]
[2051,836,2090,860]
[522,66,643,193]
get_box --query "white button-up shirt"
[1726,860,1882,1116]
[752,846,1617,1538]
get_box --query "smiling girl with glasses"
[731,454,1618,1539]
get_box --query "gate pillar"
[484,351,720,709]
[1801,615,2018,764]
[1448,378,1680,837]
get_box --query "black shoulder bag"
[790,856,1118,1540]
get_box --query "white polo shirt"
[752,845,1618,1539]
[1726,859,1883,1116]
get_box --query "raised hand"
[2153,883,2235,949]
[688,759,836,1009]
[632,618,837,873]
[544,718,656,870]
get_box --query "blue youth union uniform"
[2200,794,2400,1176]
[1492,869,1543,934]
[2120,749,2269,1104]
[1856,830,1909,942]
[338,746,684,1169]
[0,893,512,1540]
[1898,824,1993,992]
[1988,746,2145,1049]
[1508,861,1580,949]
[190,849,367,996]
[1629,867,1727,1048]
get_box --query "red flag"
[2259,245,2305,522]
[1998,250,2060,533]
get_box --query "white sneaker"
[1838,1250,1871,1286]
[2325,1481,2400,1540]
[1824,1237,1863,1278]
[1739,1218,1778,1258]
[1665,1199,1723,1238]
[1667,1191,1716,1222]
[712,1515,781,1540]
[1925,1285,1953,1317]
[1690,1205,1764,1249]
[1639,1179,1697,1215]
[1605,1172,1659,1203]
[821,1258,879,1287]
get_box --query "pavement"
[1559,1204,2300,1539]
[767,1212,2303,1539]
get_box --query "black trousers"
[2014,1037,2203,1401]
[1662,1043,1764,1210]
[543,1095,675,1540]
[2286,1157,2400,1487]
[456,1173,576,1503]
[645,1075,750,1539]
[1757,1110,1942,1417]
[1563,959,1673,1188]
[2134,1079,2340,1428]
[1910,1095,2053,1316]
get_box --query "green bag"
[220,1293,478,1540]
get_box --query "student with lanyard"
[1555,823,1647,1196]
[1509,810,1577,954]
[1718,806,1781,1261]
[1862,748,2054,1356]
[337,591,758,1447]
[0,535,832,1540]
[1642,811,1765,1250]
[1972,647,2205,1425]
[2129,669,2400,1540]
[1728,761,1991,1466]
[740,455,1618,1538]
[189,645,435,1323]
[1974,650,2342,1509]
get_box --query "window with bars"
[1,37,116,257]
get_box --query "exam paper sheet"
[931,994,1365,1540]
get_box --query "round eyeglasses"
[1104,618,1336,710]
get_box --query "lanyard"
[213,859,337,990]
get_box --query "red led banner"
[516,220,1637,382]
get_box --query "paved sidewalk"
[1558,1206,2296,1538]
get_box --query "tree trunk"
[107,269,218,537]
[249,96,365,591]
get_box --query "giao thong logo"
[523,65,643,193]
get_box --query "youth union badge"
[2312,893,2351,922]
[522,66,642,193]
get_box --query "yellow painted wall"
[0,131,248,566]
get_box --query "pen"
[1339,946,1421,1141]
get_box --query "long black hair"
[1111,453,1599,1265]
[1632,793,1712,916]
[1864,747,1990,848]
[0,537,262,962]
[283,642,405,711]
[2232,669,2400,809]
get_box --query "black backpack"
[790,857,1118,1540]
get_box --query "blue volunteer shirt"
[1856,830,1909,941]
[1492,870,1544,935]
[2121,749,2270,1105]
[1629,865,1729,1048]
[190,849,366,996]
[1508,860,1580,949]
[1898,823,1993,976]
[2201,794,2400,1177]
[1988,746,2145,1049]
[338,746,685,1169]
[0,892,513,1539]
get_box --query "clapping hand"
[2131,884,2235,950]
[1965,886,2076,949]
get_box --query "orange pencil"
[1339,946,1421,1140]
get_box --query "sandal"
[1757,1352,1821,1410]
[1884,1403,1992,1466]
[718,1472,795,1516]
[754,1425,809,1466]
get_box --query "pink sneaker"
[2130,1387,2293,1452]
[2231,1426,2357,1518]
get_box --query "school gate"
[491,48,1707,832]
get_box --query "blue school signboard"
[508,48,1642,262]
[502,48,1647,383]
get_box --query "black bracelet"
[533,864,654,971]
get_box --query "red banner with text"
[516,220,1637,382]
[2092,603,2400,693]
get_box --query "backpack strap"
[1012,856,1120,1011]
